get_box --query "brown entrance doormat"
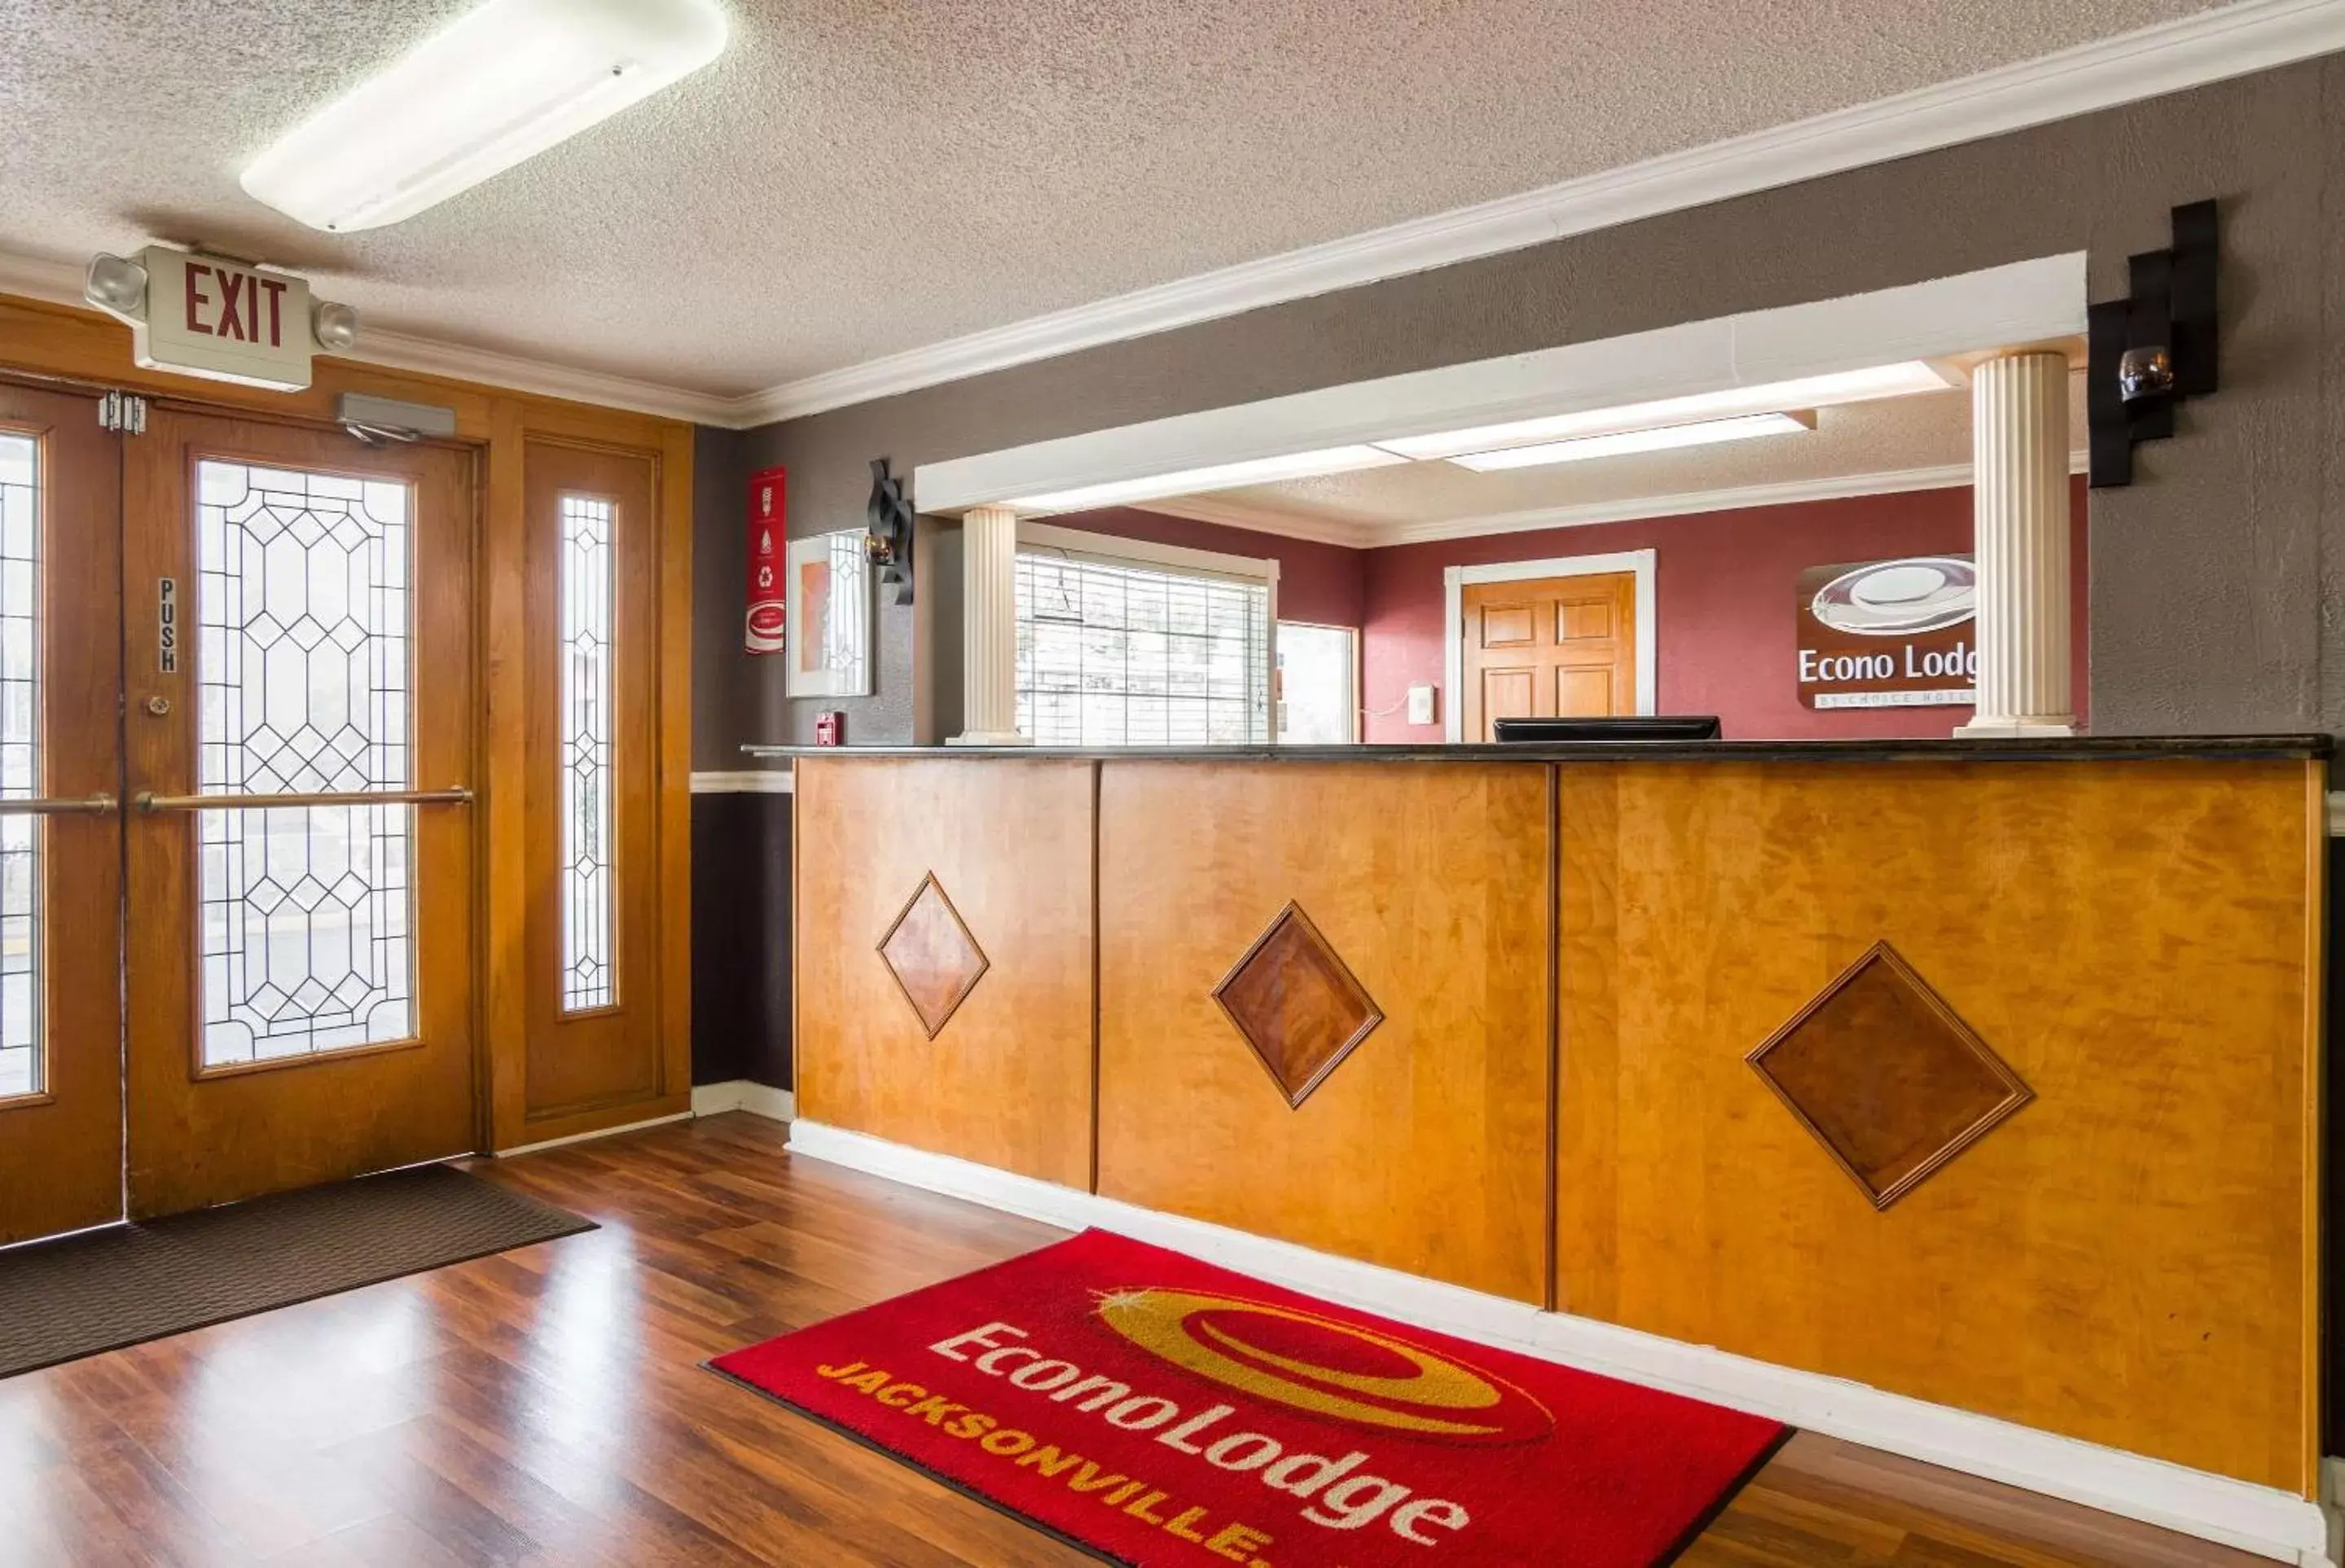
[0,1163,595,1379]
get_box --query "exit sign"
[105,246,319,392]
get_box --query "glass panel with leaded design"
[195,460,414,1067]
[558,493,615,1012]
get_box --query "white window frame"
[1013,521,1280,746]
[1442,549,1656,742]
[1275,619,1359,744]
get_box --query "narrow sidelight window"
[0,434,42,1097]
[559,494,615,1011]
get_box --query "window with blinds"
[1015,546,1271,747]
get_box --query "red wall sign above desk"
[746,466,787,655]
[1796,555,1977,709]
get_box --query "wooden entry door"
[1460,572,1637,742]
[123,409,478,1216]
[0,385,126,1245]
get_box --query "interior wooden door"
[123,409,478,1216]
[1460,572,1637,740]
[519,440,664,1131]
[0,384,125,1245]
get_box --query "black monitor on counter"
[1492,715,1722,743]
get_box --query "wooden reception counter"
[763,738,2328,1513]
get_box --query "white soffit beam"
[913,253,2084,516]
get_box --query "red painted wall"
[1045,486,2091,744]
[1047,507,1366,628]
[1360,480,2091,741]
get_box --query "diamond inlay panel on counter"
[1213,902,1385,1109]
[877,872,990,1039]
[1746,941,2031,1210]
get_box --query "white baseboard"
[784,1118,2332,1567]
[689,769,795,794]
[692,1079,797,1123]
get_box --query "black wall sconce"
[864,457,915,605]
[2088,199,2217,488]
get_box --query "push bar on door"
[134,787,474,813]
[0,793,118,815]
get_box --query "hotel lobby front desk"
[771,738,2330,1551]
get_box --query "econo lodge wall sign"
[1796,555,1978,709]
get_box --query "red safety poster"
[746,465,786,654]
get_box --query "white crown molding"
[1385,457,2078,546]
[338,327,743,425]
[1385,466,1976,545]
[1130,496,1381,550]
[737,0,2345,425]
[1137,470,1976,551]
[1136,454,2091,551]
[784,1119,2332,1567]
[0,248,84,309]
[7,1,2337,430]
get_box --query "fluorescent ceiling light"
[1007,446,1407,513]
[241,0,728,232]
[1451,411,1816,472]
[1378,361,1955,461]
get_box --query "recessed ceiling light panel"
[241,0,729,233]
[1379,361,1954,461]
[1451,410,1816,472]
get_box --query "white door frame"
[1443,550,1657,742]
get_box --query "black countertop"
[740,735,2331,765]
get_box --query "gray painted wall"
[692,423,759,765]
[697,55,2345,764]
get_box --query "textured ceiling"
[0,2,2227,398]
[1148,377,2088,542]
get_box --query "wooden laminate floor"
[0,1113,2272,1567]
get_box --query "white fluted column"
[950,504,1029,745]
[1954,350,2074,736]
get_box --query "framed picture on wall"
[785,529,873,697]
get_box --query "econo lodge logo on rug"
[1095,1287,1554,1446]
[713,1230,1788,1566]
